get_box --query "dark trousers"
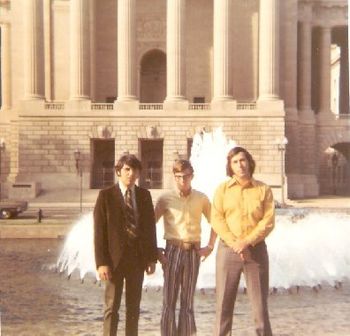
[214,240,272,336]
[103,245,144,336]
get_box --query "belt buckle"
[182,242,192,250]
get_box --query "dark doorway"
[139,139,163,189]
[140,49,166,103]
[187,138,193,159]
[90,139,115,189]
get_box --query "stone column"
[339,38,349,115]
[1,23,11,109]
[69,0,91,101]
[318,26,332,116]
[212,0,234,108]
[258,0,279,101]
[164,0,188,109]
[44,0,52,101]
[116,0,138,106]
[23,0,44,100]
[298,20,313,118]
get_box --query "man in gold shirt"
[211,147,275,336]
[155,159,217,336]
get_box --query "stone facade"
[0,0,349,201]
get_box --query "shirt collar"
[119,182,136,196]
[175,187,192,198]
[227,176,257,188]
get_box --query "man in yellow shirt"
[211,147,274,336]
[155,159,217,336]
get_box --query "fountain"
[57,128,350,290]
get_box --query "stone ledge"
[0,223,72,239]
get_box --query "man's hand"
[197,246,213,261]
[98,265,112,281]
[232,239,249,254]
[157,248,168,266]
[146,262,156,275]
[231,240,249,260]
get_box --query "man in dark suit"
[94,154,158,336]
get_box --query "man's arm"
[242,186,275,247]
[93,191,112,280]
[211,183,236,248]
[198,196,217,261]
[154,196,168,265]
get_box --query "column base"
[316,111,335,124]
[20,99,45,114]
[114,99,139,112]
[66,99,92,111]
[287,173,319,198]
[163,99,189,111]
[298,108,315,123]
[256,99,284,112]
[211,99,236,112]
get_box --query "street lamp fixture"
[276,137,288,206]
[74,149,83,213]
[0,138,5,202]
[331,151,338,194]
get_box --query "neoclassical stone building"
[0,0,348,201]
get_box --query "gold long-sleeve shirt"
[211,177,275,247]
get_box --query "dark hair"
[173,159,194,174]
[226,147,256,177]
[115,154,142,173]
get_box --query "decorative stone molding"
[137,125,163,139]
[88,125,115,139]
[137,18,166,41]
[186,125,210,138]
[298,2,313,22]
[312,3,348,26]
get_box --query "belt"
[166,239,200,251]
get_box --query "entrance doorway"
[140,49,166,103]
[90,139,115,189]
[139,139,163,189]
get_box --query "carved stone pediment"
[89,125,115,139]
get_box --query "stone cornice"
[299,0,348,26]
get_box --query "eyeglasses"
[174,173,193,180]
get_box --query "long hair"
[226,147,255,177]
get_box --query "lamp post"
[331,152,338,194]
[0,138,5,201]
[276,137,288,206]
[74,149,83,213]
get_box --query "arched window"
[140,49,166,103]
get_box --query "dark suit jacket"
[94,184,158,271]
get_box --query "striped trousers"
[161,243,201,336]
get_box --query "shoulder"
[135,185,151,197]
[252,179,273,198]
[191,189,209,202]
[252,179,271,190]
[98,185,117,197]
[155,190,175,204]
[215,179,231,193]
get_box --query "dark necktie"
[124,188,138,240]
